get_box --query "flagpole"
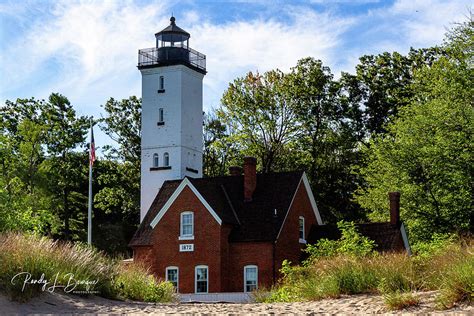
[88,119,93,245]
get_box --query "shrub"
[435,246,473,309]
[264,238,473,311]
[0,232,174,303]
[114,263,175,302]
[304,221,376,264]
[411,233,457,258]
[382,291,420,310]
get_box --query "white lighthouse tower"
[138,17,206,222]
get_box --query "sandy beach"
[1,291,472,315]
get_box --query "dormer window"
[164,152,170,166]
[153,153,159,167]
[180,211,194,240]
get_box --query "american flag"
[89,124,95,166]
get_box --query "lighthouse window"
[159,108,164,123]
[164,152,170,166]
[153,153,159,167]
[158,76,165,93]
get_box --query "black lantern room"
[138,16,206,74]
[155,16,190,48]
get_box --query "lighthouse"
[138,17,206,222]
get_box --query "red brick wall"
[227,242,274,292]
[133,246,153,268]
[275,180,317,276]
[132,176,319,293]
[144,186,224,293]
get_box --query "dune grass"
[0,232,175,302]
[257,238,473,310]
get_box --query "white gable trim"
[150,178,222,228]
[276,172,323,241]
[301,172,323,225]
[400,223,412,256]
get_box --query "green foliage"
[113,263,175,302]
[0,232,115,301]
[304,221,376,262]
[263,239,473,310]
[0,232,174,303]
[219,70,301,173]
[0,94,141,251]
[202,112,236,177]
[342,47,443,136]
[0,94,90,239]
[436,253,473,309]
[381,290,420,311]
[355,20,473,241]
[217,58,367,222]
[99,96,141,166]
[94,97,141,254]
[411,233,457,258]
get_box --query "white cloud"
[0,0,470,117]
[194,7,354,106]
[0,1,354,111]
[393,0,469,45]
[1,0,170,109]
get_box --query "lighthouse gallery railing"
[138,46,206,72]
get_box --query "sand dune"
[1,291,472,315]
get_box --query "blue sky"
[0,0,471,149]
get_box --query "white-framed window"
[180,211,194,239]
[164,152,170,166]
[244,265,258,292]
[299,216,306,243]
[159,76,164,90]
[195,265,208,293]
[165,266,179,291]
[158,108,164,123]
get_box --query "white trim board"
[302,172,324,225]
[276,172,324,240]
[150,178,222,228]
[400,223,412,256]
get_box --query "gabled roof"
[129,171,309,247]
[307,222,409,253]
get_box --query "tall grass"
[0,232,175,302]
[258,239,473,310]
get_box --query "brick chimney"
[229,166,243,176]
[243,157,257,202]
[389,192,401,226]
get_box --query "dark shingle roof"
[155,17,190,41]
[307,222,405,252]
[129,171,304,247]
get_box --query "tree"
[42,93,90,240]
[94,96,142,251]
[286,58,365,222]
[342,47,444,137]
[219,70,301,173]
[0,95,89,237]
[218,59,366,222]
[355,20,473,241]
[203,112,233,177]
[100,96,141,168]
